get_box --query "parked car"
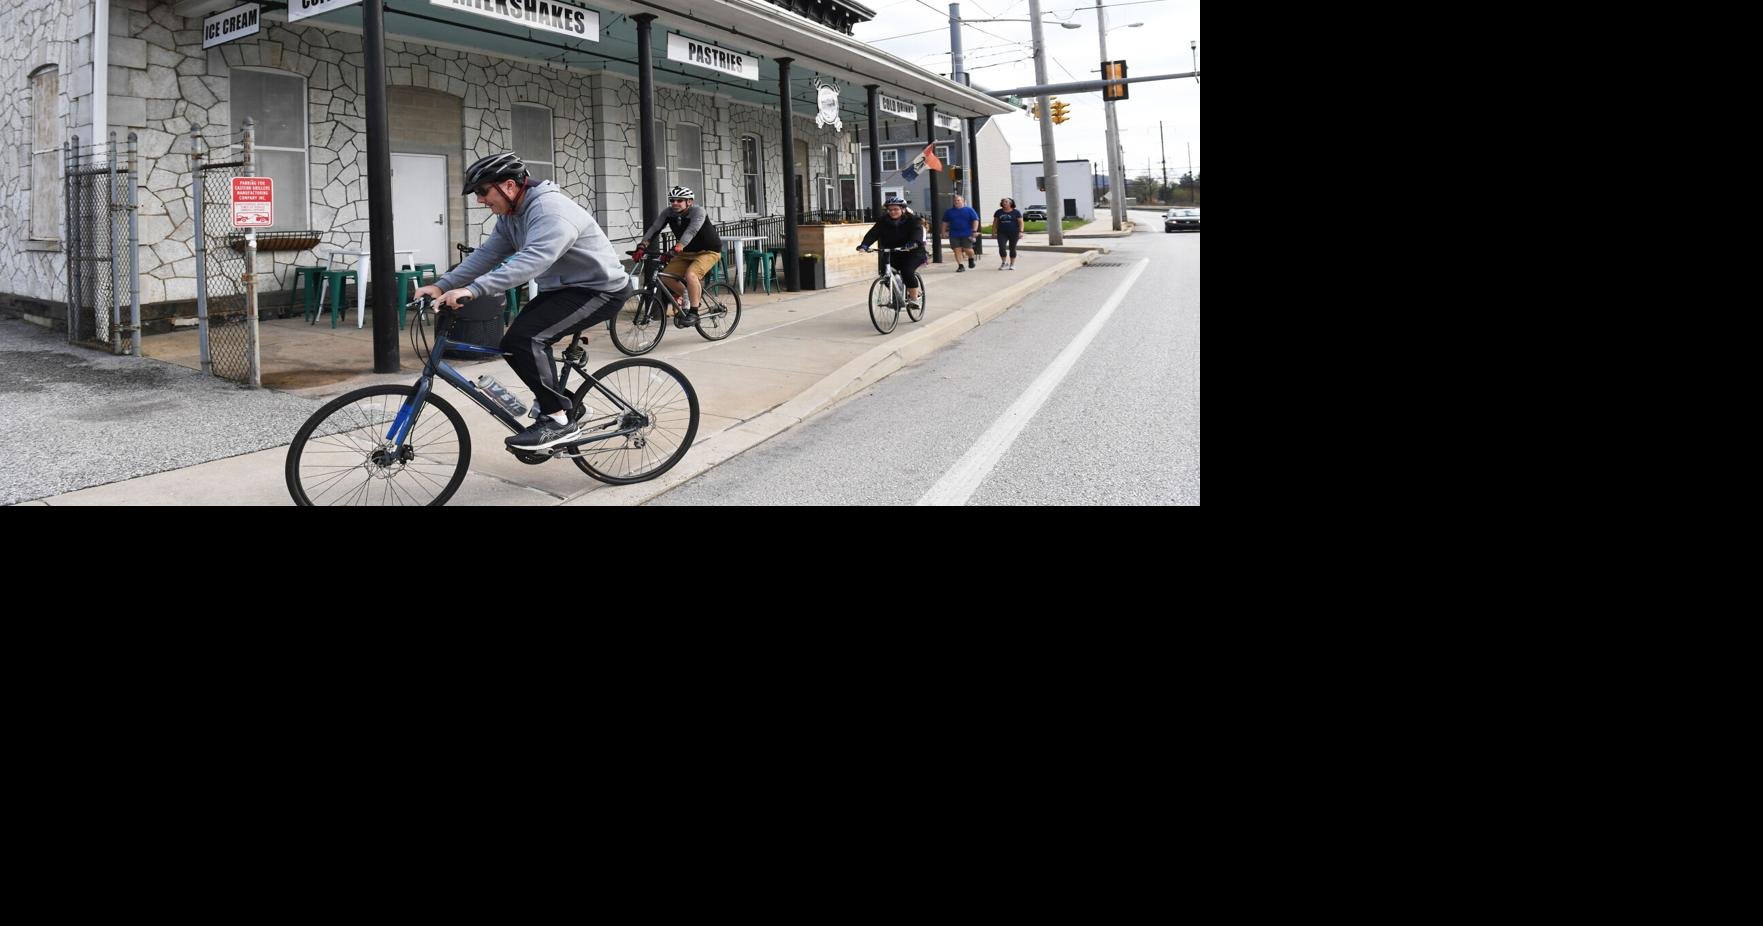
[1164,208,1200,232]
[1024,204,1048,222]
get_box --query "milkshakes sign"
[667,33,758,81]
[203,4,261,49]
[287,0,361,22]
[429,0,600,42]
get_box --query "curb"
[565,248,1104,506]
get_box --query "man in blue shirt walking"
[943,195,982,272]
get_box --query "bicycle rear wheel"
[608,292,665,355]
[570,358,700,484]
[694,281,742,341]
[286,384,471,506]
[869,276,900,334]
[907,275,926,322]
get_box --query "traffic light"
[1051,100,1071,124]
[1102,60,1129,101]
[1028,102,1040,120]
[949,166,963,185]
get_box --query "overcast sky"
[851,0,1199,185]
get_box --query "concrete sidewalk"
[14,217,1122,505]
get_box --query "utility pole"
[949,3,965,87]
[1096,0,1123,230]
[1029,0,1063,245]
[1188,141,1195,203]
[1160,120,1169,198]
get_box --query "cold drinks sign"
[232,178,274,228]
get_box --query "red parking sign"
[232,177,274,227]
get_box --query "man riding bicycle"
[857,196,926,310]
[634,186,721,322]
[416,152,632,451]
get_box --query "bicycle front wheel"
[694,281,742,341]
[869,276,900,334]
[571,358,700,484]
[286,384,471,506]
[907,276,927,322]
[608,292,665,356]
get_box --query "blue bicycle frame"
[384,305,638,448]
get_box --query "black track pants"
[501,283,633,415]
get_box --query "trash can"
[798,254,825,291]
[445,290,506,357]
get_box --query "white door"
[392,153,448,272]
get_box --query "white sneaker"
[999,262,1007,270]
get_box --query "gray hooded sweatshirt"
[435,179,629,299]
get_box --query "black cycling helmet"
[462,152,527,195]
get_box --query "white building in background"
[1010,159,1096,221]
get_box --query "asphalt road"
[650,221,1199,505]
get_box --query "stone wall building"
[2,0,1011,337]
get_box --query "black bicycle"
[860,244,927,334]
[285,296,699,506]
[607,250,742,355]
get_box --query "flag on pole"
[900,143,944,182]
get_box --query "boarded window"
[30,67,60,240]
[512,103,554,182]
[230,69,308,230]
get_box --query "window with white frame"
[741,135,763,215]
[675,123,703,198]
[820,144,835,212]
[230,69,308,230]
[936,144,951,164]
[881,148,899,172]
[29,66,60,241]
[512,103,554,182]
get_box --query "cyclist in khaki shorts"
[635,186,722,323]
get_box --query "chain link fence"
[193,125,259,386]
[62,134,140,354]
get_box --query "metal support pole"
[1029,0,1063,245]
[778,57,800,291]
[364,0,398,374]
[64,139,77,341]
[107,132,119,352]
[128,132,141,355]
[865,85,883,276]
[967,117,982,256]
[1096,0,1123,231]
[635,14,659,237]
[925,104,941,264]
[242,117,261,387]
[192,130,209,374]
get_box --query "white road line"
[917,258,1151,506]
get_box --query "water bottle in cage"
[475,375,527,417]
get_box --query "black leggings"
[501,283,633,415]
[887,252,925,290]
[997,235,1019,259]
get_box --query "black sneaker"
[506,416,584,450]
[968,258,976,269]
[678,307,700,326]
[956,265,966,273]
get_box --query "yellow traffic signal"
[1051,100,1071,124]
[1028,102,1040,120]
